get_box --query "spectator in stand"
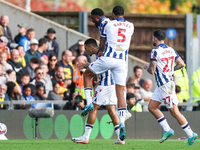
[22,84,36,109]
[69,56,87,101]
[0,36,11,60]
[44,28,59,57]
[126,93,142,112]
[0,51,12,72]
[40,64,53,95]
[14,23,28,44]
[0,65,6,84]
[0,84,9,110]
[59,50,73,86]
[75,40,91,63]
[126,83,142,102]
[0,25,3,36]
[18,28,36,52]
[51,66,68,98]
[47,54,59,77]
[25,38,41,64]
[6,81,25,109]
[6,70,20,90]
[20,74,30,94]
[21,57,40,81]
[16,45,26,67]
[0,15,14,47]
[34,84,46,100]
[139,79,153,112]
[127,76,140,88]
[37,38,49,65]
[30,67,45,86]
[128,66,145,87]
[47,83,63,110]
[7,49,25,84]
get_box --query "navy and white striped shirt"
[150,43,179,87]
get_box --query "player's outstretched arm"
[146,60,157,74]
[174,57,185,71]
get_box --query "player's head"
[84,38,98,56]
[153,29,166,46]
[91,8,104,28]
[112,6,124,19]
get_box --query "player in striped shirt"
[72,38,124,145]
[81,6,134,141]
[144,29,197,145]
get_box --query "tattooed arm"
[174,57,185,71]
[144,60,157,74]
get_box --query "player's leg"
[81,67,96,116]
[116,84,127,141]
[148,100,174,143]
[168,105,198,145]
[72,103,100,144]
[106,105,125,145]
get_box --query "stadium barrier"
[0,101,199,139]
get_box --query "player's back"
[150,43,179,87]
[102,17,134,60]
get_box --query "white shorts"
[89,56,127,86]
[151,81,179,109]
[92,84,117,106]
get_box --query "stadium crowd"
[0,14,199,111]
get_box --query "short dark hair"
[112,6,124,16]
[175,85,181,93]
[84,38,98,47]
[27,28,35,33]
[30,57,40,64]
[38,38,48,47]
[154,29,166,41]
[133,65,142,72]
[34,67,42,73]
[91,8,104,16]
[23,84,32,91]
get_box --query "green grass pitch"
[0,139,199,150]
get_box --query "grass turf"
[0,139,199,150]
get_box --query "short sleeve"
[100,22,108,39]
[150,49,157,61]
[173,49,180,60]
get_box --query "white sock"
[83,124,93,140]
[157,116,171,132]
[84,88,92,105]
[118,108,126,125]
[114,125,120,140]
[181,122,193,138]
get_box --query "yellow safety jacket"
[174,66,190,101]
[192,67,200,103]
[131,103,142,112]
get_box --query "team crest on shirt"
[94,98,97,102]
[116,45,124,51]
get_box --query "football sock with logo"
[118,108,126,125]
[181,122,193,138]
[83,124,93,140]
[84,88,92,105]
[157,116,171,132]
[114,125,120,140]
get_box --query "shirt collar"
[98,16,106,27]
[116,17,126,22]
[156,43,168,48]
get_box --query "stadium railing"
[0,100,198,110]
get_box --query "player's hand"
[144,63,149,70]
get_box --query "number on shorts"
[93,91,98,98]
[161,56,174,72]
[119,111,124,116]
[117,28,126,43]
[163,96,171,106]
